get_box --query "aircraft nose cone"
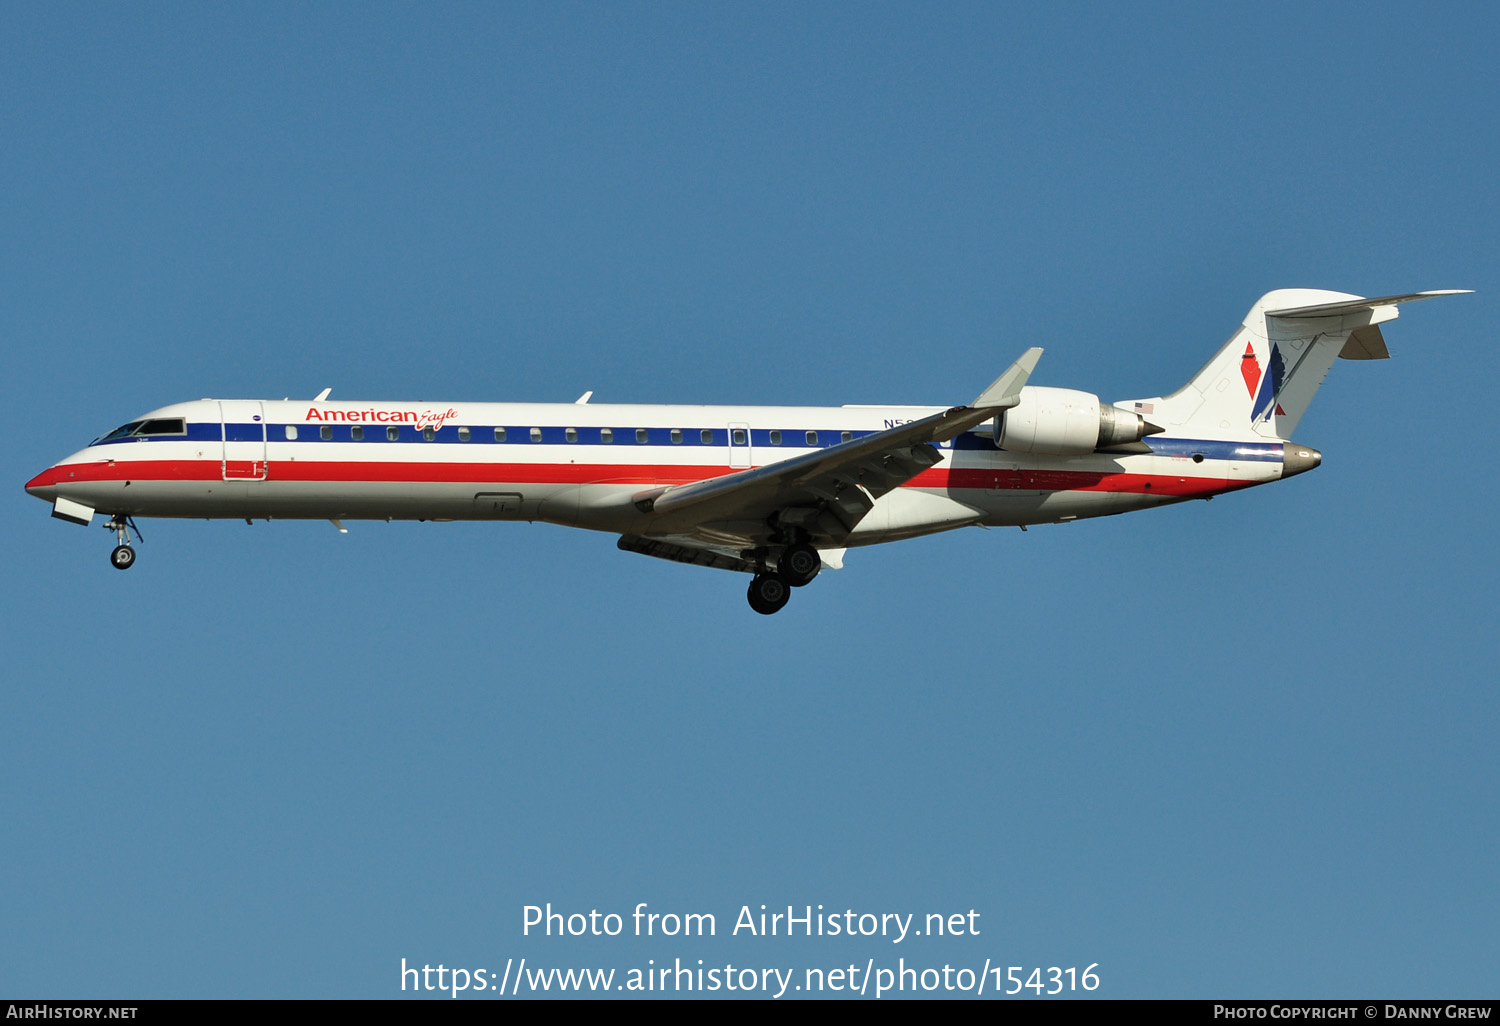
[26,466,61,497]
[1282,444,1322,478]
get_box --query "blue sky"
[3,2,1495,999]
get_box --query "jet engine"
[994,387,1161,455]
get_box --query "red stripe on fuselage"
[918,466,1250,497]
[31,458,1253,498]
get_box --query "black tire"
[110,545,136,570]
[779,542,821,587]
[746,573,791,615]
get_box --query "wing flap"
[617,534,759,574]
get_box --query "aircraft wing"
[633,348,1043,540]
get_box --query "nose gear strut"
[103,516,143,570]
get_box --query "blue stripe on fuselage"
[952,433,1282,461]
[1145,438,1282,461]
[89,422,1284,462]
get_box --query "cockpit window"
[102,418,185,441]
[102,421,144,441]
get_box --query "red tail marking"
[1240,343,1262,397]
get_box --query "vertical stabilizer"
[1122,289,1467,440]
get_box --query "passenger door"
[220,401,267,481]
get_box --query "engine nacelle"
[994,386,1157,455]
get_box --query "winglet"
[972,348,1043,409]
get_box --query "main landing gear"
[747,573,791,615]
[778,542,821,587]
[745,542,824,614]
[104,516,142,570]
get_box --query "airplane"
[25,288,1467,614]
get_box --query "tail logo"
[1240,343,1262,397]
[1247,343,1286,422]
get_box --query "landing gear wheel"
[779,542,821,587]
[104,516,141,569]
[747,573,791,615]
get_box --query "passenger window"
[458,426,470,442]
[530,427,543,442]
[732,428,747,446]
[387,426,399,441]
[671,429,682,444]
[841,431,852,443]
[495,427,507,442]
[701,429,714,444]
[636,428,649,444]
[769,430,781,445]
[351,426,363,441]
[601,428,613,443]
[805,430,818,446]
[422,426,436,441]
[321,425,332,441]
[285,425,298,440]
[566,427,578,443]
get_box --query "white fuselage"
[27,397,1287,547]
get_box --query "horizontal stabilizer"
[1266,290,1471,320]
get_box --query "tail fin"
[1127,289,1469,439]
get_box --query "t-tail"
[1129,289,1470,443]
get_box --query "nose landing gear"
[104,516,142,570]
